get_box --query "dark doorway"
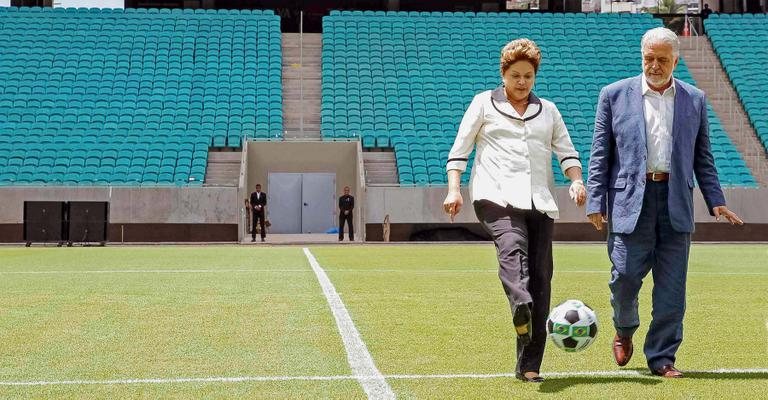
[746,0,763,12]
[11,0,53,6]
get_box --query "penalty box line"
[3,369,768,387]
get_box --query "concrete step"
[281,61,320,67]
[283,118,320,128]
[282,33,322,48]
[204,182,238,187]
[283,79,320,89]
[283,47,322,57]
[207,152,241,161]
[364,159,396,164]
[363,156,395,165]
[283,98,320,107]
[283,112,321,118]
[367,172,397,178]
[363,150,398,184]
[282,68,321,80]
[284,125,321,131]
[283,91,322,99]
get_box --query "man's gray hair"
[641,27,679,57]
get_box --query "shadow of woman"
[538,376,661,393]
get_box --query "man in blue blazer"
[586,27,743,378]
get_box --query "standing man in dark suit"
[250,184,267,242]
[586,27,743,378]
[338,186,354,241]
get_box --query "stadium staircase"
[679,36,768,187]
[203,150,241,187]
[704,13,768,187]
[282,33,322,139]
[362,150,398,185]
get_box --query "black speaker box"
[23,201,66,244]
[68,201,109,244]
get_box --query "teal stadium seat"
[322,11,755,186]
[0,7,282,186]
[706,14,768,181]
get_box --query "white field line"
[1,268,767,276]
[302,248,395,400]
[0,269,312,274]
[3,368,768,387]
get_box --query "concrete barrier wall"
[365,186,768,224]
[0,187,238,224]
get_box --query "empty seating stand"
[706,13,768,174]
[322,11,755,186]
[0,6,282,186]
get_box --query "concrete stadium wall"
[0,186,238,242]
[364,186,768,241]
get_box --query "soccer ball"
[546,299,599,352]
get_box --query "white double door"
[267,173,336,234]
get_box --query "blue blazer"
[586,75,726,234]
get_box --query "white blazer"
[446,87,582,219]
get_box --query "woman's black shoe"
[515,372,544,383]
[512,303,532,345]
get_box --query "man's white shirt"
[446,88,582,219]
[642,77,676,173]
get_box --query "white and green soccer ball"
[546,299,599,352]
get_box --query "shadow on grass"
[683,371,768,380]
[537,376,660,393]
[537,370,768,393]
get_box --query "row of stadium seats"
[322,12,756,186]
[705,14,768,155]
[0,138,209,185]
[0,7,275,15]
[0,7,759,188]
[329,10,654,19]
[0,7,282,185]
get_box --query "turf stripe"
[3,369,768,386]
[303,248,395,400]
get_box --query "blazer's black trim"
[559,156,580,165]
[489,87,543,122]
[447,157,469,163]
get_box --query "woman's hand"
[569,180,586,207]
[443,191,463,222]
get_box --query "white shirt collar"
[642,76,676,96]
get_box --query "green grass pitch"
[0,244,766,399]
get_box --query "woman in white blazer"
[443,38,586,383]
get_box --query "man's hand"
[713,206,743,225]
[443,191,463,222]
[588,212,607,231]
[569,180,586,206]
